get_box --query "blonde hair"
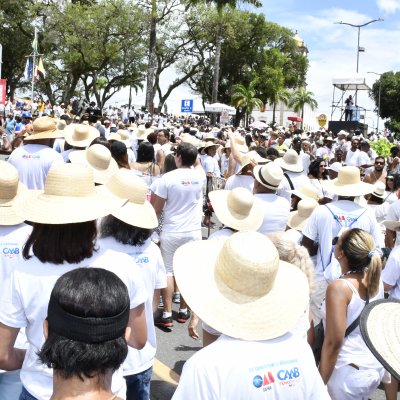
[267,232,314,292]
[340,228,381,297]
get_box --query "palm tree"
[269,86,291,125]
[231,82,263,127]
[187,0,261,125]
[289,87,318,128]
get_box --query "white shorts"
[160,230,202,276]
[328,364,384,400]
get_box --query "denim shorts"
[125,366,152,400]
[19,387,38,400]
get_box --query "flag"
[24,57,33,80]
[35,56,46,79]
[32,27,38,54]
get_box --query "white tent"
[204,102,236,114]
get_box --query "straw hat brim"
[209,190,264,231]
[0,182,27,225]
[111,201,158,230]
[291,188,319,201]
[13,189,125,224]
[360,299,400,381]
[68,150,119,185]
[64,125,100,147]
[383,220,400,231]
[322,179,374,196]
[173,239,309,341]
[274,157,303,173]
[24,129,64,141]
[287,211,308,231]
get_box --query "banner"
[35,56,46,79]
[0,79,7,105]
[24,57,33,81]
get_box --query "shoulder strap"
[348,208,368,227]
[344,290,369,337]
[283,173,294,190]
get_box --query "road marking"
[153,358,180,385]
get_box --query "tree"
[231,81,263,127]
[289,87,318,128]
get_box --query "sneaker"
[172,292,181,304]
[154,315,173,328]
[158,296,164,308]
[177,310,191,323]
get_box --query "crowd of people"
[0,104,400,400]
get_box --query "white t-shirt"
[279,171,310,202]
[97,237,166,375]
[382,246,400,299]
[299,151,310,176]
[154,168,206,233]
[8,144,64,189]
[254,193,290,234]
[0,247,148,400]
[345,149,362,167]
[386,200,400,246]
[208,228,235,240]
[202,155,221,177]
[224,174,254,192]
[172,334,330,400]
[303,200,383,281]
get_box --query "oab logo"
[253,372,275,391]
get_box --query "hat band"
[47,293,129,344]
[258,169,279,189]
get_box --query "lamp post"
[368,71,382,133]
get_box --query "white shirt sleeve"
[381,248,400,288]
[154,175,168,200]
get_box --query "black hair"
[255,146,268,159]
[266,147,279,161]
[176,142,197,167]
[308,159,327,179]
[136,141,155,163]
[23,222,97,264]
[164,153,177,173]
[38,268,129,380]
[100,215,152,246]
[90,136,111,150]
[110,141,129,169]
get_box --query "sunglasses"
[375,161,384,165]
[332,236,339,245]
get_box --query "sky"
[114,0,400,129]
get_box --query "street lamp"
[367,71,382,133]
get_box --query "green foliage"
[370,139,396,158]
[231,81,263,127]
[289,87,317,128]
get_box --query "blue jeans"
[125,366,152,400]
[0,370,23,400]
[19,387,38,400]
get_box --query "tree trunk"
[145,0,157,118]
[301,106,304,129]
[128,86,132,110]
[211,21,223,126]
[272,102,276,124]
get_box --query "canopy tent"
[204,102,236,114]
[332,77,370,91]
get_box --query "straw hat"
[13,163,124,224]
[253,162,284,191]
[322,166,374,197]
[360,299,400,381]
[203,132,216,142]
[325,162,342,173]
[233,135,248,153]
[382,220,400,231]
[236,150,269,175]
[135,125,147,140]
[108,130,131,148]
[274,149,303,172]
[371,181,386,199]
[209,188,264,231]
[0,161,27,225]
[180,133,200,147]
[68,144,119,184]
[24,116,64,141]
[324,136,334,142]
[99,169,158,229]
[292,184,320,201]
[64,123,100,147]
[287,198,319,231]
[203,141,219,150]
[173,231,309,340]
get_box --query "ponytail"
[365,253,381,298]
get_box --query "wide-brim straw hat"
[24,116,64,141]
[209,188,264,231]
[292,184,320,201]
[287,198,319,231]
[108,131,131,148]
[274,149,303,172]
[233,135,248,153]
[371,181,386,199]
[322,166,374,196]
[236,150,269,175]
[253,162,284,191]
[203,141,219,150]
[13,163,125,224]
[99,169,158,229]
[383,220,400,231]
[68,144,119,184]
[360,299,400,381]
[135,125,147,140]
[174,231,309,340]
[0,161,27,225]
[64,123,100,147]
[180,133,200,147]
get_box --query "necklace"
[339,270,363,278]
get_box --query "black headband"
[47,293,130,344]
[257,168,278,189]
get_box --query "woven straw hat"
[68,144,119,184]
[209,188,264,231]
[322,166,374,196]
[287,198,319,231]
[24,116,64,141]
[99,169,158,229]
[236,150,269,175]
[180,133,200,147]
[274,149,303,172]
[360,299,400,381]
[135,125,147,140]
[233,135,248,153]
[383,220,400,231]
[253,162,284,190]
[0,161,27,225]
[64,123,100,147]
[174,231,309,340]
[291,184,319,201]
[371,181,386,198]
[108,130,131,148]
[13,163,124,224]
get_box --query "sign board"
[317,114,327,127]
[0,79,6,105]
[181,99,193,113]
[220,110,230,125]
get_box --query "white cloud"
[377,0,400,14]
